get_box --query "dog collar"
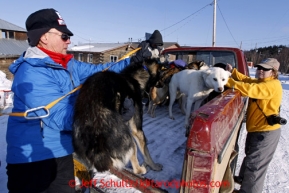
[143,65,149,71]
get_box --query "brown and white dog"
[146,67,181,118]
[187,60,209,70]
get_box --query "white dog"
[168,67,231,128]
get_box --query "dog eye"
[213,78,217,81]
[222,79,225,81]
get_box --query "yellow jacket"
[226,69,282,132]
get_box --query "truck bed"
[92,89,246,193]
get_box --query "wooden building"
[68,42,180,64]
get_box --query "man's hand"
[226,63,233,72]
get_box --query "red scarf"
[38,47,73,69]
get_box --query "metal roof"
[69,43,128,52]
[0,39,29,57]
[0,19,26,32]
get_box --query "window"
[8,31,14,39]
[78,53,83,61]
[1,31,6,38]
[164,50,236,68]
[110,55,118,63]
[87,54,93,63]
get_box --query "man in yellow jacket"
[226,58,284,193]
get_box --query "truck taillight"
[180,148,214,193]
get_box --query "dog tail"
[73,108,134,172]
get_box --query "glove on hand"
[130,42,151,63]
[121,98,135,122]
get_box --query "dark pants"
[238,129,281,193]
[6,154,76,193]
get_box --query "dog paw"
[133,165,147,175]
[143,162,163,171]
[169,116,175,120]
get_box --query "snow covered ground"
[0,67,289,193]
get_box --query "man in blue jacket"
[6,8,146,193]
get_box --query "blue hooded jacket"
[6,47,130,164]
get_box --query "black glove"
[121,98,135,122]
[130,41,152,63]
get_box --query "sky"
[1,0,289,51]
[1,68,289,192]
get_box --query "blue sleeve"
[72,58,131,84]
[11,64,75,131]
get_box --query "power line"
[160,2,212,32]
[217,3,239,47]
[133,1,214,42]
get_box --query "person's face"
[42,28,71,54]
[255,66,273,79]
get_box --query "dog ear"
[200,61,205,67]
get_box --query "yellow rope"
[102,47,141,72]
[118,47,141,61]
[0,85,82,117]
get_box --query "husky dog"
[187,60,209,70]
[147,67,180,117]
[168,67,231,129]
[73,59,163,175]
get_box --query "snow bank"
[0,70,13,112]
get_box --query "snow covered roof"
[0,18,26,32]
[69,43,128,53]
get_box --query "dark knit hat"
[25,8,73,46]
[148,30,163,47]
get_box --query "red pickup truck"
[79,47,250,193]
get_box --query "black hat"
[148,30,163,47]
[25,8,73,46]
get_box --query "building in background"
[0,18,29,79]
[69,41,180,64]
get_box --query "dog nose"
[218,87,223,92]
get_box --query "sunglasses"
[257,66,272,71]
[47,31,70,41]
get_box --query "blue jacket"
[6,47,130,164]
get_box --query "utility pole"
[212,0,217,47]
